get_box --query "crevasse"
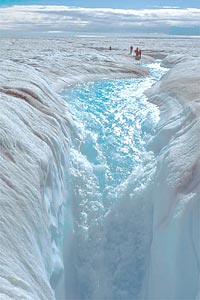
[0,49,200,300]
[58,62,167,300]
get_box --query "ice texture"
[0,36,200,299]
[145,56,200,299]
[0,60,73,299]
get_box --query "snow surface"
[0,36,200,299]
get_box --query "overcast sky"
[0,1,200,36]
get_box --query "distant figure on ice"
[129,45,133,55]
[134,47,141,60]
[109,46,112,50]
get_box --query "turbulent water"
[59,63,167,299]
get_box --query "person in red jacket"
[134,47,141,60]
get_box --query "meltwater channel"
[59,63,167,300]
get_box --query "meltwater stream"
[60,63,167,300]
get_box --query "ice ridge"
[145,56,200,299]
[0,60,72,299]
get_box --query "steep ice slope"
[145,56,200,299]
[0,60,73,299]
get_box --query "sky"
[1,0,200,9]
[0,1,200,36]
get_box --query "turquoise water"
[62,62,167,300]
[64,63,166,199]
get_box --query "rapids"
[57,62,167,299]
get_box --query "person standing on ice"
[134,47,141,60]
[129,45,133,55]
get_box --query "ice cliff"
[145,55,200,299]
[0,60,72,299]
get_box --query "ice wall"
[0,60,72,299]
[145,56,200,299]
